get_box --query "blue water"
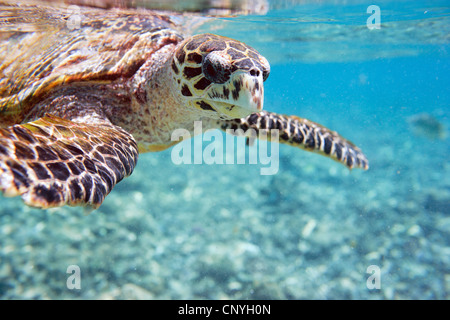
[0,0,449,299]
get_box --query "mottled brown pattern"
[0,5,183,125]
[0,114,138,208]
[170,33,269,118]
[220,111,369,170]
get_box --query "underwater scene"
[0,0,449,299]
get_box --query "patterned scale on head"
[170,33,270,119]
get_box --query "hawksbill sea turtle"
[0,1,368,209]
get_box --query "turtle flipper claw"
[0,114,138,209]
[220,111,369,170]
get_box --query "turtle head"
[170,33,270,119]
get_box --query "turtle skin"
[0,2,368,209]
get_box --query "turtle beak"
[232,72,264,112]
[205,71,264,118]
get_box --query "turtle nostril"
[249,68,260,77]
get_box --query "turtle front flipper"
[219,111,369,170]
[0,114,138,209]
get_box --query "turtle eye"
[259,56,270,82]
[262,69,270,82]
[202,51,231,84]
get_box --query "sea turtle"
[0,2,368,209]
